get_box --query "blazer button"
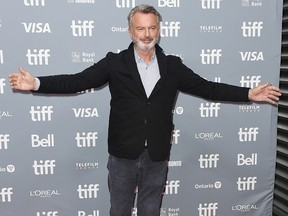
[146,101,151,105]
[144,119,147,124]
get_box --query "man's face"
[129,12,160,52]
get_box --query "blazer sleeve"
[36,54,111,94]
[170,56,250,102]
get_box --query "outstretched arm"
[9,67,37,91]
[248,82,281,105]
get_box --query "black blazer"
[37,43,250,161]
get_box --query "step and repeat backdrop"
[0,0,283,216]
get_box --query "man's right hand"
[9,67,36,91]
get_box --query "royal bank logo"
[26,49,50,65]
[0,78,6,94]
[200,25,223,33]
[0,134,10,150]
[201,0,222,9]
[160,21,181,37]
[71,52,96,63]
[241,0,262,7]
[71,20,94,37]
[242,21,263,37]
[158,0,180,7]
[24,0,46,6]
[116,0,135,8]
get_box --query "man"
[9,4,281,216]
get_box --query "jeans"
[107,149,168,216]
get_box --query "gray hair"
[127,4,162,28]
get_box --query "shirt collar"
[134,47,156,64]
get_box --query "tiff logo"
[36,211,58,216]
[33,160,56,175]
[76,132,98,147]
[116,0,135,8]
[199,103,220,117]
[77,184,99,199]
[238,127,259,142]
[24,0,46,6]
[242,21,263,37]
[172,129,180,144]
[237,177,257,191]
[0,78,6,94]
[0,187,13,202]
[71,20,94,37]
[0,50,3,64]
[198,203,218,216]
[165,180,180,194]
[78,210,100,216]
[160,21,181,37]
[0,134,10,150]
[201,0,222,9]
[26,49,50,65]
[240,75,261,88]
[200,49,222,64]
[30,106,53,121]
[199,154,219,168]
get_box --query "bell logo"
[78,210,100,216]
[158,0,180,7]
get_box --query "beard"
[133,36,159,52]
